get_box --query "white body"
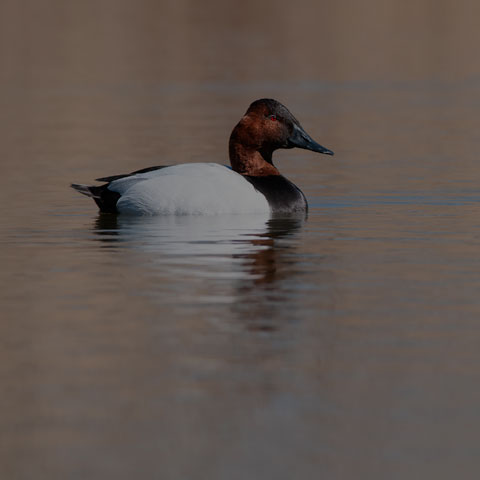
[108,163,270,215]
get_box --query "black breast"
[244,175,307,213]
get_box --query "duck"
[71,98,333,215]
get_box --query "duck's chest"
[244,175,307,213]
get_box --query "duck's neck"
[229,141,280,176]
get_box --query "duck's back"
[111,163,270,215]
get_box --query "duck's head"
[229,98,333,176]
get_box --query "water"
[2,1,480,478]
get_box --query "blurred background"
[1,1,480,479]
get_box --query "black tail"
[71,183,100,198]
[71,183,120,213]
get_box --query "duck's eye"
[269,114,277,121]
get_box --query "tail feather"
[71,183,120,213]
[71,183,100,199]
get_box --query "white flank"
[109,163,270,215]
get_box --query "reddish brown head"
[229,99,333,176]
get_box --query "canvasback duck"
[71,98,333,215]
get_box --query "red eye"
[269,115,277,121]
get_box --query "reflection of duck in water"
[94,213,303,282]
[93,213,305,332]
[73,99,333,215]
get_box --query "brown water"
[2,1,480,478]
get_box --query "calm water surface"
[2,1,480,479]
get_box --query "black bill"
[287,123,334,155]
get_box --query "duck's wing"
[95,165,169,182]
